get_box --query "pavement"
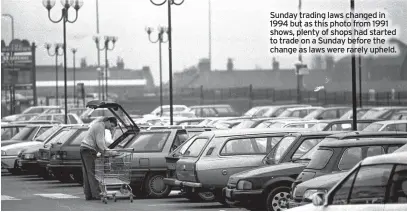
[1,170,245,211]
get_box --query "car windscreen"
[9,127,36,141]
[44,129,70,145]
[182,137,209,157]
[299,137,339,160]
[244,107,260,116]
[363,123,384,131]
[272,136,296,162]
[361,109,386,119]
[56,129,79,144]
[68,129,88,145]
[178,135,197,155]
[123,132,170,152]
[35,126,59,142]
[303,109,322,119]
[306,148,334,170]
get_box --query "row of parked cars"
[1,101,407,211]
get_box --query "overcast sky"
[2,0,406,84]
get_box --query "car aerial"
[31,113,83,124]
[363,120,407,132]
[361,106,407,120]
[1,106,63,122]
[287,152,407,211]
[277,107,323,119]
[339,107,372,120]
[1,124,54,147]
[259,105,312,118]
[390,110,407,120]
[223,131,407,211]
[223,131,340,211]
[1,122,27,140]
[189,104,239,117]
[303,107,352,120]
[310,119,379,131]
[48,125,89,184]
[163,128,308,205]
[290,137,407,208]
[18,125,73,176]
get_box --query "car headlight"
[24,153,35,159]
[237,180,252,190]
[1,150,6,156]
[303,189,327,201]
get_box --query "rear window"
[363,123,384,131]
[11,127,36,140]
[272,136,296,162]
[44,129,70,145]
[338,147,363,170]
[183,138,209,157]
[306,149,333,170]
[69,130,88,145]
[35,126,59,142]
[361,109,386,119]
[221,136,280,155]
[300,137,339,159]
[124,132,170,152]
[382,123,407,132]
[311,123,329,131]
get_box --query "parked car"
[48,125,89,183]
[339,108,372,120]
[310,119,379,131]
[223,131,340,210]
[277,107,323,119]
[232,118,276,129]
[287,152,407,211]
[290,137,407,208]
[394,143,407,153]
[363,120,407,132]
[163,128,308,205]
[260,105,312,118]
[304,107,351,120]
[223,131,407,211]
[361,106,407,120]
[390,110,407,120]
[14,113,40,122]
[189,104,239,117]
[149,105,191,117]
[31,113,83,124]
[1,123,27,140]
[175,118,206,126]
[1,124,54,147]
[1,106,63,122]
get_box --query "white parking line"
[1,195,21,201]
[34,193,80,199]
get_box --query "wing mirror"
[312,192,325,206]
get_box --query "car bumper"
[37,159,50,168]
[163,178,202,188]
[1,156,18,169]
[19,159,39,170]
[223,187,263,204]
[288,199,309,209]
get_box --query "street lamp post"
[150,0,185,125]
[45,43,64,105]
[42,0,83,124]
[146,26,169,117]
[71,48,77,107]
[93,36,117,101]
[294,61,307,103]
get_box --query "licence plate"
[225,189,232,198]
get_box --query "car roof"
[287,131,345,137]
[70,125,89,129]
[327,131,407,138]
[190,104,232,108]
[370,107,407,110]
[361,152,407,166]
[371,120,407,125]
[197,128,310,137]
[325,119,380,124]
[1,123,28,127]
[285,106,321,111]
[320,137,407,148]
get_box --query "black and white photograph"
[1,0,407,211]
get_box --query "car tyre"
[185,191,215,202]
[266,186,291,211]
[144,173,171,198]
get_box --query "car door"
[197,135,282,187]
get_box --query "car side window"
[384,124,407,132]
[366,146,385,157]
[202,108,216,117]
[338,147,363,171]
[221,136,279,155]
[349,164,393,204]
[292,138,324,159]
[331,170,358,205]
[35,127,51,139]
[388,146,401,153]
[321,110,337,119]
[388,165,407,203]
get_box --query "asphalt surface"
[1,170,245,211]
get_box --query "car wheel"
[144,173,171,198]
[266,186,291,211]
[185,191,215,202]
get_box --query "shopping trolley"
[95,148,134,204]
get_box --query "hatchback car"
[277,107,323,119]
[164,128,308,205]
[310,119,379,131]
[287,152,407,211]
[189,104,239,117]
[363,120,407,132]
[304,107,351,120]
[361,106,407,120]
[291,137,407,207]
[1,123,26,140]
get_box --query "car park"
[224,131,407,211]
[290,137,407,207]
[1,124,54,147]
[361,106,407,120]
[163,128,308,205]
[223,131,339,210]
[303,107,351,120]
[48,125,89,183]
[287,152,407,211]
[277,107,323,119]
[363,120,407,132]
[189,104,239,117]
